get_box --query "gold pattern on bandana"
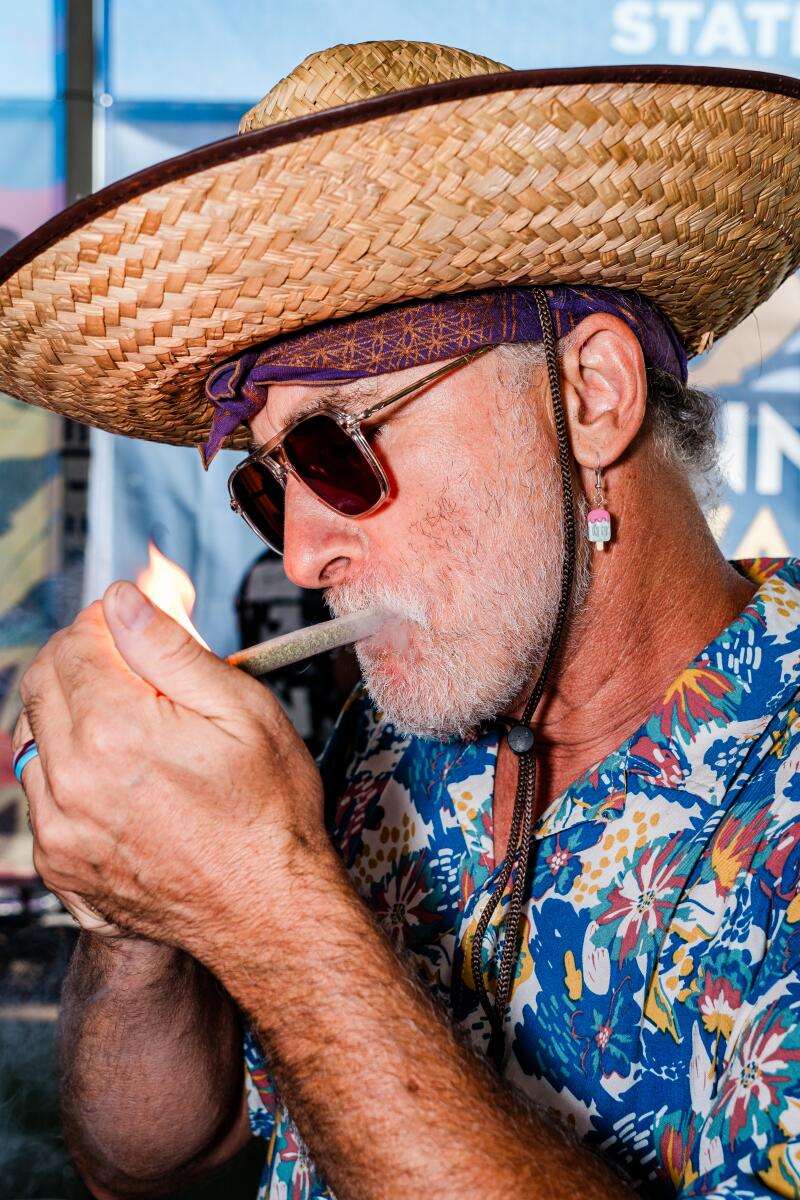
[251,292,521,376]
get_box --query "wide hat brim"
[0,63,799,452]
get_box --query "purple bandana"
[201,286,687,465]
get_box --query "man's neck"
[505,462,756,809]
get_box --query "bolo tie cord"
[469,286,577,1066]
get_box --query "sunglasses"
[228,347,491,554]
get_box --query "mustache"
[324,575,430,628]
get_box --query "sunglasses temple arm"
[358,345,492,423]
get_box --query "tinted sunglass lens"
[232,461,285,552]
[283,414,383,514]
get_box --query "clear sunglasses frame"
[227,345,491,551]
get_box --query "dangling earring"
[587,458,612,551]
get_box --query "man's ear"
[558,313,648,471]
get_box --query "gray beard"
[326,492,589,740]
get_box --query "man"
[3,40,800,1200]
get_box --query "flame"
[135,542,210,649]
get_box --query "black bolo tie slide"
[506,723,535,755]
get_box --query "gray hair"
[495,338,721,501]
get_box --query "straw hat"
[0,40,798,451]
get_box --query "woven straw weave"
[0,42,798,448]
[240,42,510,130]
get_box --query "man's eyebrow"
[283,380,382,422]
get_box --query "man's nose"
[282,474,364,588]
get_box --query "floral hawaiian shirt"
[245,558,800,1199]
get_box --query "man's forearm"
[203,844,637,1200]
[58,934,246,1197]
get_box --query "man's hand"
[11,581,325,953]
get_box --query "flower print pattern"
[243,560,800,1200]
[594,838,690,964]
[570,975,638,1078]
[628,733,684,789]
[699,971,743,1042]
[368,849,444,953]
[659,664,741,741]
[659,1120,698,1192]
[275,1120,315,1200]
[710,993,800,1149]
[530,823,604,900]
[710,803,773,895]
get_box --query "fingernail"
[114,582,154,631]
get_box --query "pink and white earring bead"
[588,461,611,552]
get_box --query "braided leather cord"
[469,287,577,1065]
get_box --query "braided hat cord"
[469,287,577,1065]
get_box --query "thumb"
[103,580,251,716]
